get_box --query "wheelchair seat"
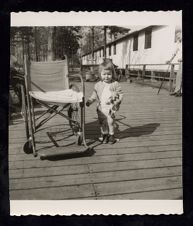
[29,89,83,105]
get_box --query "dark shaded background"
[1,0,193,225]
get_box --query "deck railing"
[127,63,179,92]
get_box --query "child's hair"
[98,59,117,81]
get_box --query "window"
[109,45,111,56]
[99,49,101,57]
[102,48,104,57]
[113,44,116,55]
[144,29,152,49]
[133,34,138,51]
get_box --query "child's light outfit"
[88,80,123,136]
[100,83,113,117]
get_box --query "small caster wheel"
[40,154,46,160]
[23,139,33,154]
[33,152,38,157]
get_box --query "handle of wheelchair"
[77,68,85,102]
[78,67,89,148]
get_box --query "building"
[81,25,181,72]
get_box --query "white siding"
[82,26,181,70]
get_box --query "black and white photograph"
[9,11,182,215]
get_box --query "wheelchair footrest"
[38,144,92,160]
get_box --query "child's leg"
[107,115,115,135]
[100,122,108,135]
[107,115,117,144]
[97,108,108,137]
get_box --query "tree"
[11,26,82,65]
[10,27,34,67]
[79,26,130,56]
[108,26,130,41]
[47,27,54,61]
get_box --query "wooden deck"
[9,81,182,200]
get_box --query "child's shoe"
[108,134,117,144]
[98,134,108,143]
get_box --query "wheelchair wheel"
[68,83,84,145]
[68,103,83,145]
[23,139,33,154]
[68,103,81,133]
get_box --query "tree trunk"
[47,27,54,61]
[22,37,25,70]
[104,26,107,60]
[34,27,39,61]
[91,27,94,64]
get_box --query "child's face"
[101,69,113,83]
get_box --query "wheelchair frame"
[21,56,89,158]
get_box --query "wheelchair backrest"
[25,58,69,92]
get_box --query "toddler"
[86,60,123,144]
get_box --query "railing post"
[169,64,175,93]
[142,65,146,82]
[151,70,155,82]
[137,69,140,79]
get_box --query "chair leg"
[26,93,37,157]
[80,99,88,148]
[30,96,36,132]
[28,112,37,157]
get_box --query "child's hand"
[86,100,92,107]
[113,101,121,111]
[106,97,112,105]
[106,93,120,105]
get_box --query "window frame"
[113,43,116,55]
[133,34,138,51]
[144,28,152,49]
[109,45,111,56]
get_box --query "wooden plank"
[9,123,182,139]
[10,173,92,190]
[8,138,182,160]
[8,132,182,155]
[9,143,182,159]
[9,166,181,191]
[8,136,182,152]
[94,176,182,197]
[89,157,181,173]
[9,164,89,179]
[8,130,182,150]
[9,156,181,180]
[8,139,182,158]
[91,140,182,150]
[98,188,182,199]
[90,166,181,184]
[8,122,182,138]
[8,151,182,172]
[10,184,95,200]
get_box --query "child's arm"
[86,84,98,106]
[108,82,123,111]
[114,81,123,104]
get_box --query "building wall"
[82,26,181,71]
